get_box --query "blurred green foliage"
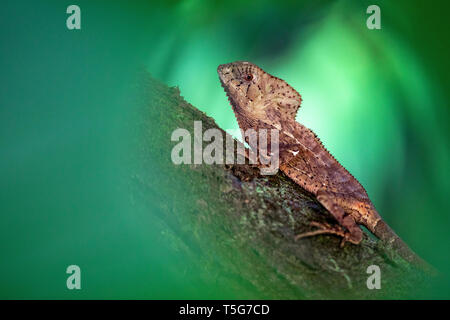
[0,0,449,298]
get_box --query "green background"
[0,0,449,298]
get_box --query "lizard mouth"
[217,64,246,120]
[218,76,239,113]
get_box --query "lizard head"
[218,61,302,129]
[217,61,265,113]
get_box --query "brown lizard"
[217,61,424,266]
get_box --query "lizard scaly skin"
[217,61,422,265]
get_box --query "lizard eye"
[244,73,253,81]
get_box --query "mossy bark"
[128,72,429,299]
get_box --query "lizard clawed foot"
[295,221,354,247]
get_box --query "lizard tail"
[371,219,433,272]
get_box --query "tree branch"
[128,72,428,299]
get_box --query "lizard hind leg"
[296,190,363,246]
[295,221,349,247]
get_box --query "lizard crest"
[218,61,301,131]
